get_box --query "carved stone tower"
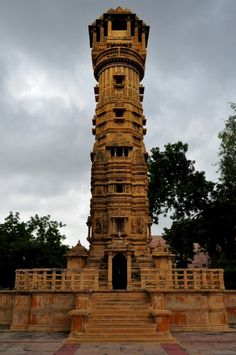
[86,7,153,290]
[9,8,229,341]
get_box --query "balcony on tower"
[89,7,149,82]
[89,7,149,48]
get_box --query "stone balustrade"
[14,267,225,292]
[14,268,98,292]
[141,268,225,291]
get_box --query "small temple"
[0,7,234,343]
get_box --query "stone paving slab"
[0,331,236,354]
[73,343,168,355]
[0,332,67,355]
[174,331,236,355]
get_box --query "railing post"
[51,270,55,291]
[209,270,214,289]
[183,269,187,289]
[219,269,224,289]
[165,270,170,291]
[141,271,145,289]
[61,271,65,291]
[202,269,208,288]
[32,269,37,290]
[71,270,75,292]
[174,269,178,289]
[80,272,84,291]
[193,270,198,290]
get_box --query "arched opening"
[112,252,127,290]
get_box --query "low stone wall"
[0,290,236,331]
[11,292,75,332]
[159,291,229,331]
[0,291,14,326]
[225,291,236,326]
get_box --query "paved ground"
[0,330,236,355]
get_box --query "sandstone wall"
[164,291,229,331]
[0,291,14,326]
[225,291,236,326]
[0,290,236,331]
[10,292,75,331]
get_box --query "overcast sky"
[0,0,235,248]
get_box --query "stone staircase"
[69,291,175,342]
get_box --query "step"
[86,322,154,327]
[88,313,150,322]
[90,306,149,311]
[85,327,156,333]
[90,296,150,304]
[67,333,175,343]
[90,291,148,297]
[90,315,150,321]
[91,299,149,304]
[89,307,149,316]
[76,291,160,342]
[91,304,148,309]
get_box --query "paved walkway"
[0,330,236,354]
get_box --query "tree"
[148,142,214,266]
[148,142,214,222]
[148,106,236,285]
[202,104,236,286]
[218,102,236,191]
[0,212,69,289]
[164,218,201,267]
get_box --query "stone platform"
[0,330,236,354]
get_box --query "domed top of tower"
[89,8,149,52]
[106,7,132,14]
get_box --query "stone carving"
[95,217,102,233]
[96,151,104,161]
[133,150,145,164]
[131,217,144,234]
[131,218,136,234]
[103,217,109,234]
[136,217,144,234]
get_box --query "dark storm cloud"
[0,0,235,244]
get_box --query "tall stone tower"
[86,7,154,290]
[11,7,228,341]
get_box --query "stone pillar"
[127,18,131,36]
[142,31,146,50]
[108,252,113,290]
[127,252,132,290]
[149,292,172,334]
[69,292,90,335]
[100,21,104,41]
[152,309,172,333]
[108,19,112,36]
[92,30,96,46]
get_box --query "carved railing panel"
[15,268,98,292]
[141,268,225,291]
[15,267,225,291]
